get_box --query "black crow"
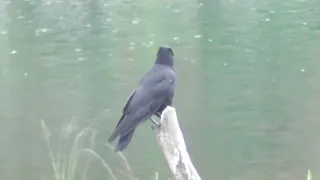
[108,45,176,151]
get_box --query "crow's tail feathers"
[108,114,126,143]
[108,131,118,143]
[108,114,138,151]
[115,129,136,152]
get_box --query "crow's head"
[155,45,174,67]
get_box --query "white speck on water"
[223,62,228,66]
[35,28,50,36]
[1,30,7,35]
[244,49,253,53]
[108,53,112,57]
[17,15,24,19]
[149,41,154,45]
[86,24,91,27]
[208,39,212,42]
[288,10,297,13]
[77,57,85,61]
[190,59,197,64]
[129,42,135,46]
[166,5,170,9]
[142,42,150,48]
[132,18,140,24]
[173,9,180,13]
[265,18,270,22]
[24,73,28,76]
[129,57,134,61]
[11,50,17,54]
[199,3,204,6]
[269,10,274,14]
[107,18,112,22]
[302,22,307,25]
[150,34,155,37]
[194,34,202,39]
[129,46,134,50]
[40,28,49,32]
[250,7,256,10]
[75,48,81,52]
[112,29,118,33]
[173,37,179,41]
[301,68,305,72]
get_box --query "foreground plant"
[41,119,160,180]
[307,169,312,180]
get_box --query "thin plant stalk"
[67,127,92,180]
[41,120,59,180]
[82,148,117,180]
[307,169,312,180]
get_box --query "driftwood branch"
[153,106,201,180]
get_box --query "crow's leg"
[155,112,161,118]
[150,117,159,125]
[150,116,161,130]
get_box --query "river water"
[0,0,320,179]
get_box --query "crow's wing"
[115,90,136,128]
[109,74,175,142]
[123,68,175,115]
[122,90,136,113]
[122,66,175,115]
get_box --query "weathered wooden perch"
[153,106,201,180]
